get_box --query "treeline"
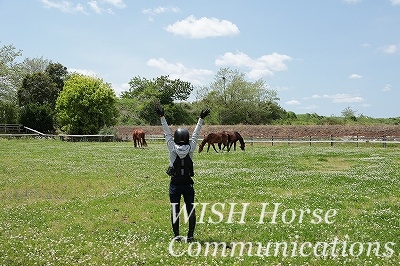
[1,43,399,135]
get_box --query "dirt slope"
[116,124,400,139]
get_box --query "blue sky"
[1,0,399,118]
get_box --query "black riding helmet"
[174,128,189,145]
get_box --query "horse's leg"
[207,144,210,152]
[141,137,146,147]
[226,134,231,152]
[142,136,147,147]
[212,144,218,153]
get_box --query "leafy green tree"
[196,68,284,124]
[45,62,68,92]
[0,101,18,123]
[19,103,54,133]
[16,63,67,132]
[18,72,58,107]
[0,44,22,103]
[20,57,51,76]
[121,75,194,125]
[116,97,143,125]
[56,74,118,134]
[17,63,67,107]
[341,106,357,121]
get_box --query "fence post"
[288,135,290,146]
[271,136,274,146]
[330,134,333,147]
[383,136,387,148]
[356,136,358,147]
[250,136,253,146]
[309,136,312,146]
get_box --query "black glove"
[200,109,210,119]
[155,105,164,117]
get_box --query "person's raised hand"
[155,105,164,117]
[200,109,210,119]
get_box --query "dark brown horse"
[220,131,245,151]
[198,132,230,153]
[132,129,147,148]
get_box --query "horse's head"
[198,137,208,153]
[233,132,245,151]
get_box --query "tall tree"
[0,44,22,103]
[45,62,68,92]
[16,62,68,132]
[17,73,58,132]
[20,57,50,75]
[196,68,284,124]
[56,74,118,134]
[121,75,194,125]
[18,72,58,107]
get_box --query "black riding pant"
[169,183,196,238]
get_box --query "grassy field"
[0,138,399,265]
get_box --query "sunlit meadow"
[0,138,399,265]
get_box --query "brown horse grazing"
[220,131,245,151]
[198,132,231,153]
[132,129,147,148]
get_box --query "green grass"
[0,138,399,265]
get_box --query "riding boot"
[187,212,196,240]
[171,216,180,237]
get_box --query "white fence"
[2,127,400,147]
[142,135,400,148]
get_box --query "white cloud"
[88,1,116,15]
[311,94,322,99]
[103,0,126,9]
[146,58,213,86]
[41,0,87,14]
[112,82,130,96]
[325,94,364,103]
[41,0,126,15]
[286,100,301,105]
[142,6,180,15]
[342,0,361,4]
[215,51,292,79]
[142,6,180,21]
[300,105,319,110]
[68,68,98,77]
[379,44,397,54]
[165,15,240,39]
[88,1,102,14]
[390,0,400,6]
[382,84,392,92]
[361,42,370,48]
[349,74,362,79]
[311,93,364,103]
